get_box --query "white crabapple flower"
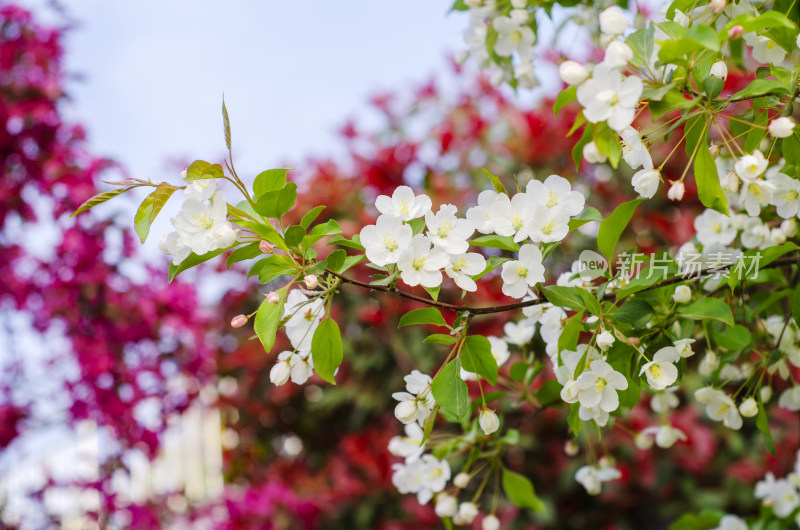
[393,370,436,427]
[488,192,534,241]
[734,150,768,182]
[575,464,621,495]
[579,405,610,426]
[755,473,800,518]
[667,181,685,201]
[739,177,775,217]
[695,387,743,430]
[270,351,314,386]
[445,252,486,292]
[435,493,457,518]
[492,15,535,58]
[631,168,661,199]
[397,235,449,288]
[583,141,608,164]
[639,347,680,390]
[526,174,586,216]
[425,204,474,254]
[559,60,589,86]
[674,338,696,358]
[501,244,545,298]
[479,408,500,435]
[768,172,800,218]
[598,6,628,37]
[159,232,191,265]
[694,209,737,247]
[651,387,680,413]
[712,515,747,530]
[596,331,615,351]
[184,178,217,201]
[375,185,432,221]
[639,424,687,448]
[778,386,800,411]
[171,191,237,256]
[619,127,653,170]
[284,290,325,353]
[768,117,796,138]
[482,515,501,530]
[503,320,535,345]
[744,33,786,64]
[602,41,633,69]
[576,360,628,412]
[391,454,451,505]
[709,60,728,80]
[454,502,479,525]
[466,190,501,234]
[577,63,642,132]
[556,344,602,387]
[360,214,413,266]
[526,205,570,243]
[388,422,426,462]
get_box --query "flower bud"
[270,360,292,386]
[635,432,653,450]
[267,291,281,304]
[435,493,458,518]
[667,180,685,201]
[711,0,726,13]
[599,6,628,36]
[180,168,188,180]
[479,408,500,435]
[761,386,773,403]
[454,502,479,525]
[230,314,248,328]
[709,60,728,80]
[782,219,798,238]
[560,380,580,403]
[699,350,719,377]
[510,0,527,8]
[559,60,590,86]
[771,228,787,246]
[304,274,319,289]
[728,25,744,39]
[598,455,615,468]
[564,440,580,456]
[482,515,501,530]
[631,168,661,199]
[454,472,471,489]
[709,143,721,158]
[720,171,739,193]
[259,240,274,254]
[739,397,758,417]
[597,331,615,351]
[673,285,692,304]
[768,117,796,138]
[394,400,418,424]
[583,141,608,164]
[604,41,633,68]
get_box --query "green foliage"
[482,168,508,194]
[254,286,289,352]
[253,168,289,200]
[432,359,469,421]
[168,247,231,282]
[72,186,134,216]
[461,335,498,385]
[469,234,519,252]
[678,298,734,326]
[134,183,178,243]
[254,181,297,219]
[311,318,343,385]
[502,469,546,514]
[398,308,448,329]
[597,198,644,260]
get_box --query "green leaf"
[554,85,577,118]
[339,254,366,274]
[72,186,134,216]
[328,234,365,251]
[311,318,343,385]
[482,168,507,194]
[692,127,730,215]
[756,398,776,455]
[678,298,734,326]
[712,324,752,351]
[593,122,622,169]
[502,470,546,514]
[134,183,178,243]
[424,285,440,302]
[612,298,654,328]
[431,359,469,420]
[626,24,655,69]
[597,198,644,260]
[461,335,498,385]
[792,284,800,328]
[253,169,289,200]
[253,286,289,352]
[303,219,342,247]
[284,225,306,248]
[535,380,564,407]
[423,334,457,345]
[300,205,326,229]
[542,286,584,312]
[222,97,231,151]
[185,160,223,180]
[398,308,448,329]
[685,24,720,51]
[567,402,582,435]
[250,255,297,284]
[168,247,230,282]
[568,207,603,231]
[254,182,297,219]
[471,255,509,281]
[703,75,724,100]
[558,312,584,352]
[226,242,261,268]
[469,234,519,252]
[648,90,694,120]
[325,249,346,273]
[730,79,791,101]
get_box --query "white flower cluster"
[575,457,622,495]
[754,451,800,520]
[458,0,538,89]
[361,178,585,298]
[560,356,628,427]
[764,316,800,410]
[391,453,451,505]
[269,290,324,386]
[392,370,436,426]
[159,177,238,265]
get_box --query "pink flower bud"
[304,274,319,289]
[230,314,247,328]
[667,180,685,201]
[728,25,744,39]
[711,0,726,14]
[267,292,281,304]
[259,240,274,254]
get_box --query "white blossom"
[734,150,769,182]
[435,493,458,517]
[375,185,432,221]
[709,60,728,80]
[526,174,585,216]
[640,347,680,390]
[425,204,474,254]
[397,235,449,288]
[695,387,742,430]
[488,192,535,241]
[559,60,589,85]
[673,285,692,303]
[159,232,191,265]
[445,252,486,292]
[466,190,500,234]
[603,41,633,69]
[744,34,786,64]
[171,191,237,255]
[739,397,758,418]
[712,515,747,530]
[575,464,621,495]
[360,214,413,266]
[667,180,685,201]
[769,117,796,138]
[577,63,642,131]
[583,141,608,164]
[576,360,628,412]
[503,320,535,345]
[482,514,501,530]
[631,168,661,199]
[640,425,687,448]
[779,386,800,411]
[501,244,545,298]
[620,127,653,170]
[492,15,534,58]
[694,209,737,247]
[599,6,628,37]
[479,408,500,435]
[651,387,680,413]
[454,502,479,525]
[674,338,696,358]
[597,331,615,351]
[755,473,800,517]
[392,454,451,505]
[769,173,800,218]
[388,423,426,462]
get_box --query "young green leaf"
[678,298,734,326]
[597,198,644,260]
[168,247,230,282]
[222,97,231,151]
[133,183,178,243]
[431,359,469,420]
[226,242,261,268]
[423,334,458,345]
[461,335,498,385]
[311,318,343,385]
[300,205,326,229]
[482,168,508,194]
[553,85,577,118]
[398,308,448,329]
[254,182,297,219]
[72,186,135,216]
[502,469,546,514]
[253,286,289,352]
[469,234,519,252]
[253,169,289,200]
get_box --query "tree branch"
[326,253,800,315]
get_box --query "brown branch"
[326,253,800,316]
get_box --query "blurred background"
[1,1,797,529]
